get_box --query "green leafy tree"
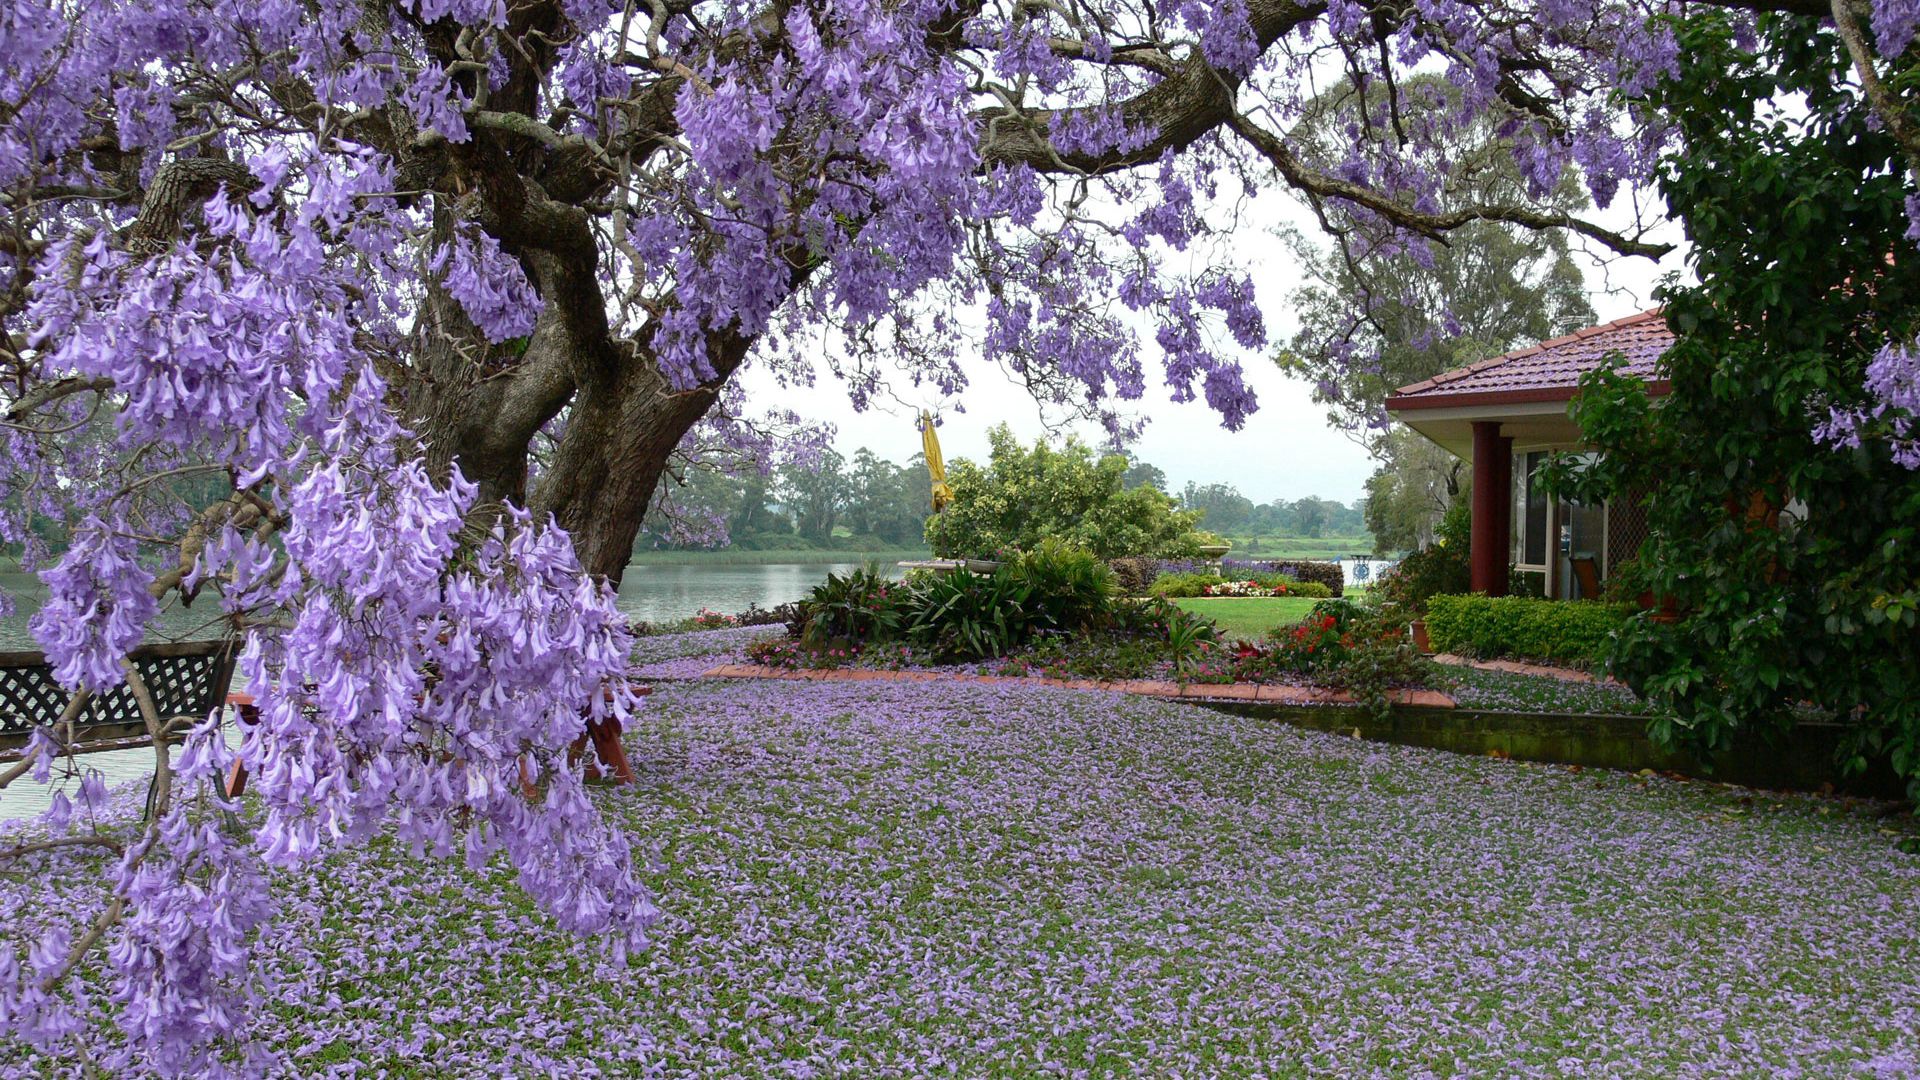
[925,425,1204,559]
[1180,482,1255,533]
[1364,428,1467,554]
[1555,11,1920,793]
[1121,458,1168,491]
[1274,74,1596,553]
[1286,496,1340,539]
[1276,75,1598,448]
[846,448,932,545]
[779,450,851,542]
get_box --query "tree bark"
[527,350,724,582]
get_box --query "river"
[0,561,890,821]
[1,556,1395,821]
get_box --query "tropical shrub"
[1161,604,1221,675]
[902,568,1036,660]
[924,425,1205,559]
[1005,539,1118,633]
[797,565,906,648]
[1423,594,1629,665]
[1104,595,1187,639]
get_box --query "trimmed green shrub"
[797,565,905,648]
[1270,560,1345,598]
[1107,557,1158,596]
[1424,594,1630,665]
[902,567,1035,660]
[1148,570,1328,599]
[1148,572,1222,598]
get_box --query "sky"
[738,185,1690,507]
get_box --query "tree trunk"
[529,354,724,584]
[410,231,608,509]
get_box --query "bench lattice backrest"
[0,640,237,751]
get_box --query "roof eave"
[1386,379,1671,414]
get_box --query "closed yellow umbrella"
[921,410,953,512]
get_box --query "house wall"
[1507,444,1629,600]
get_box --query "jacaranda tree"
[3,0,1914,1072]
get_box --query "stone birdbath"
[1197,543,1230,574]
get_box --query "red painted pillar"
[1470,421,1514,596]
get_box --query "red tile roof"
[1385,309,1672,411]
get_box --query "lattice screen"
[1605,486,1654,578]
[0,644,232,738]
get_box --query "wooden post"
[567,683,649,785]
[223,693,257,798]
[1470,421,1514,596]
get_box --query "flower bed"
[1151,558,1346,597]
[1202,578,1291,597]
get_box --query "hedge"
[1153,558,1346,598]
[1256,560,1345,598]
[1108,557,1158,596]
[1146,571,1335,599]
[1423,594,1630,666]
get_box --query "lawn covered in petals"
[7,634,1919,1076]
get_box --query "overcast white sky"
[740,185,1689,506]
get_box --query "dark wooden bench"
[0,637,643,801]
[0,639,241,759]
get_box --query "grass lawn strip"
[1171,596,1322,639]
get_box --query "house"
[1384,309,1673,600]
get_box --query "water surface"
[0,561,897,820]
[2,557,1393,821]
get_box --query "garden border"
[693,662,1902,799]
[699,663,1457,708]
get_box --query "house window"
[1522,451,1548,566]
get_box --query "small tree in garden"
[924,426,1205,559]
[10,0,1920,1070]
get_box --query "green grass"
[1173,596,1321,639]
[627,547,931,566]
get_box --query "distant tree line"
[638,429,1368,554]
[637,448,934,551]
[1169,481,1366,540]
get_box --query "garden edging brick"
[699,663,1456,709]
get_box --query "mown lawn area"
[1173,595,1321,639]
[8,629,1917,1076]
